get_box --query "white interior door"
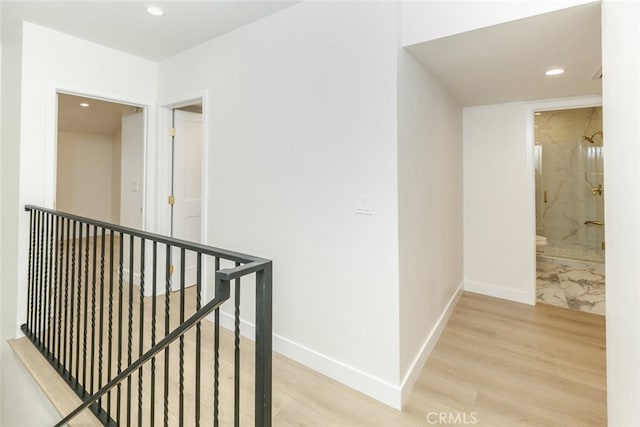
[172,109,203,290]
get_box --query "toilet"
[536,235,548,249]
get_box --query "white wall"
[0,22,157,426]
[56,131,114,222]
[400,0,598,47]
[2,351,59,426]
[463,102,536,304]
[602,0,640,424]
[120,111,145,290]
[10,21,157,330]
[111,127,121,224]
[159,1,402,405]
[0,23,57,427]
[397,48,463,404]
[402,0,604,317]
[0,26,23,425]
[120,110,144,229]
[0,5,5,410]
[3,2,638,423]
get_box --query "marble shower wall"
[535,107,604,262]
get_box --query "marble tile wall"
[535,107,604,262]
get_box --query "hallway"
[272,292,606,426]
[14,291,606,426]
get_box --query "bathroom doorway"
[535,106,605,315]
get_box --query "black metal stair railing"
[22,205,272,426]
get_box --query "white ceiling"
[3,1,601,109]
[6,1,296,135]
[58,93,137,135]
[406,2,602,107]
[1,1,298,61]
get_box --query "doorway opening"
[56,93,145,228]
[534,105,605,316]
[168,102,204,291]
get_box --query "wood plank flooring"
[12,291,606,426]
[404,293,606,427]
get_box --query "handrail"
[25,205,268,265]
[23,205,273,426]
[54,271,236,427]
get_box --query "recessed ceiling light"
[146,6,164,17]
[534,112,542,116]
[80,102,90,107]
[545,68,565,76]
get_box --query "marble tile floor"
[537,260,605,316]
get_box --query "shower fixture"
[582,130,603,144]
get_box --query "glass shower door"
[535,106,604,263]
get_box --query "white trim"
[526,95,603,302]
[399,281,464,407]
[464,279,534,305]
[217,310,256,340]
[156,106,174,237]
[45,81,154,224]
[44,86,58,209]
[215,282,465,410]
[46,82,156,303]
[217,310,404,409]
[160,93,206,110]
[273,330,403,409]
[527,95,603,113]
[159,91,210,300]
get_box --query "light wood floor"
[270,293,606,427]
[13,291,606,426]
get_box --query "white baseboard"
[464,279,534,305]
[399,281,464,407]
[218,310,255,340]
[273,332,403,409]
[217,310,403,409]
[216,280,467,410]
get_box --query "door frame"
[526,94,603,302]
[159,92,210,297]
[45,82,154,230]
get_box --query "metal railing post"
[254,262,273,427]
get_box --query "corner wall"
[397,48,463,404]
[601,0,640,424]
[0,3,3,406]
[463,102,536,304]
[10,21,157,334]
[0,25,23,424]
[0,25,3,414]
[0,20,58,426]
[1,22,157,425]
